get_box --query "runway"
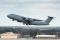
[0,38,60,40]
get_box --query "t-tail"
[45,16,55,25]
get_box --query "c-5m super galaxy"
[6,14,56,38]
[7,14,54,25]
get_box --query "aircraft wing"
[31,19,43,21]
[14,14,43,21]
[21,17,43,21]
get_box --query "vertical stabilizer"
[45,16,54,24]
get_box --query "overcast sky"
[0,0,60,26]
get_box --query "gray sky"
[0,0,60,26]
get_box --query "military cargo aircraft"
[6,14,56,38]
[7,14,54,25]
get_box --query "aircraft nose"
[7,15,10,18]
[7,14,13,17]
[7,14,13,19]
